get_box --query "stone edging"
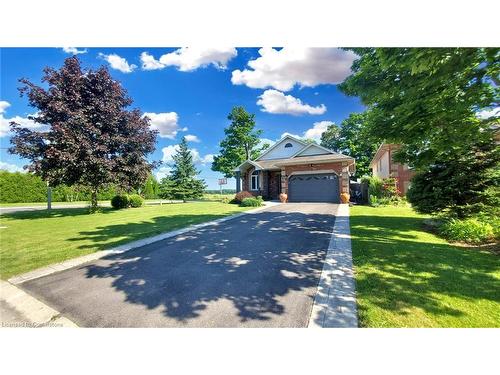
[308,203,358,328]
[8,202,281,285]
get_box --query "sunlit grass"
[350,205,500,327]
[0,202,249,279]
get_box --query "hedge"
[0,171,118,203]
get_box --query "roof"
[255,134,308,161]
[235,153,355,172]
[369,143,401,167]
[234,133,355,172]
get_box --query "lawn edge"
[308,203,358,328]
[8,202,280,285]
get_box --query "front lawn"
[350,205,500,327]
[0,202,250,279]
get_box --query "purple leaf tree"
[9,56,159,210]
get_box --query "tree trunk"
[91,189,98,210]
[244,143,250,160]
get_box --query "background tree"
[407,140,500,218]
[212,106,266,177]
[9,56,158,210]
[339,48,499,216]
[159,137,206,202]
[142,174,159,199]
[320,113,379,177]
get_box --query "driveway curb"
[0,280,77,327]
[308,204,358,328]
[8,202,281,285]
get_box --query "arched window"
[251,170,259,191]
[284,143,293,148]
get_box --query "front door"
[268,171,281,200]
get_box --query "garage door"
[288,173,340,203]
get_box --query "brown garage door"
[288,173,340,203]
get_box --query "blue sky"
[0,47,364,189]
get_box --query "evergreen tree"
[159,137,206,202]
[143,174,159,199]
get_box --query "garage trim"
[288,169,339,177]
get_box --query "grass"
[201,193,234,202]
[350,205,500,327]
[0,202,250,279]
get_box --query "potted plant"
[279,192,288,203]
[340,192,350,204]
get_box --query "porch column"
[235,171,241,192]
[280,168,287,194]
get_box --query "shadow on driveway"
[21,204,337,327]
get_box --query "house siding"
[371,144,415,195]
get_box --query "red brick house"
[234,135,355,203]
[370,143,415,195]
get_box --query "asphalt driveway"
[20,203,338,327]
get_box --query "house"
[370,143,415,195]
[234,135,355,203]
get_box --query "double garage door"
[288,173,340,203]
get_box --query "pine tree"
[143,174,159,199]
[159,137,206,202]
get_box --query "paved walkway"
[308,204,357,327]
[17,203,340,327]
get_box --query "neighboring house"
[370,143,415,195]
[234,135,355,203]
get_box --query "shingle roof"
[251,153,354,170]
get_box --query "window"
[251,171,259,190]
[284,143,293,148]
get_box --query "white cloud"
[477,107,499,119]
[155,166,172,181]
[140,48,237,72]
[0,101,10,114]
[0,161,25,173]
[143,112,186,139]
[280,131,302,139]
[62,47,87,55]
[257,89,326,115]
[98,53,137,73]
[232,47,357,91]
[0,101,45,137]
[280,121,335,143]
[258,138,275,149]
[185,134,200,143]
[162,145,214,166]
[140,52,165,71]
[200,153,215,164]
[303,121,334,142]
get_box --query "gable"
[294,144,332,157]
[257,137,306,160]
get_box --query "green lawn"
[0,202,250,279]
[350,205,500,327]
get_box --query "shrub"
[111,194,129,209]
[234,191,253,203]
[240,196,263,207]
[439,218,494,244]
[128,194,144,208]
[362,176,384,198]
